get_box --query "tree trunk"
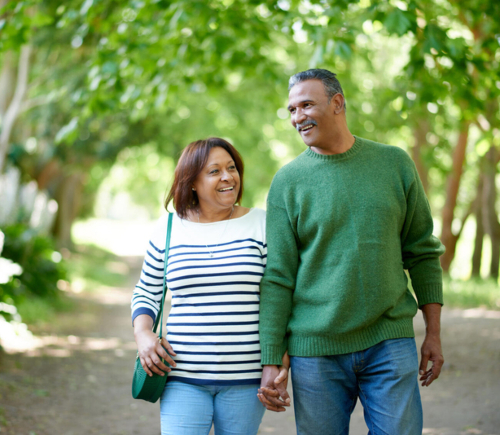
[482,146,500,280]
[36,158,61,190]
[471,175,484,277]
[0,45,31,173]
[440,122,471,272]
[412,119,429,194]
[52,172,84,250]
[0,51,15,116]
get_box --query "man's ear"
[332,93,345,114]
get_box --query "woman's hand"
[134,315,177,377]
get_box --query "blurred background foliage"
[0,0,499,330]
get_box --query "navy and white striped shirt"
[131,208,267,386]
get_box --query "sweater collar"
[304,136,363,162]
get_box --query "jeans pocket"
[384,338,419,377]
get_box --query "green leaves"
[55,118,79,144]
[334,41,352,59]
[423,24,447,53]
[383,8,413,36]
[1,224,66,301]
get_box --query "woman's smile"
[192,146,241,217]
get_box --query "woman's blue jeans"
[290,338,423,435]
[160,381,265,435]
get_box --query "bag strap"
[152,212,173,338]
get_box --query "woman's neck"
[194,205,235,223]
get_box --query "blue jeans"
[290,338,422,435]
[160,381,265,435]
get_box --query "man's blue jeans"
[290,338,423,435]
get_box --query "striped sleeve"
[131,216,167,324]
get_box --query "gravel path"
[1,256,499,435]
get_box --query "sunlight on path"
[1,332,136,357]
[73,218,156,256]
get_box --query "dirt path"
[1,256,499,435]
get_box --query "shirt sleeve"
[131,219,166,325]
[401,162,445,307]
[259,174,298,365]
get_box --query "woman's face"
[192,147,240,213]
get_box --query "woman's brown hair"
[165,138,244,219]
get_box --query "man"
[257,69,445,434]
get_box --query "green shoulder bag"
[131,212,173,403]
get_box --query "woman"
[131,137,280,435]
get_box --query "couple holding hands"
[131,69,445,435]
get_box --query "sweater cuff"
[261,343,288,366]
[414,283,443,308]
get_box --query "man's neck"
[310,131,356,155]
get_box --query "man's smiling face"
[288,79,337,150]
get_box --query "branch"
[20,94,53,113]
[0,51,15,116]
[0,44,31,173]
[474,119,486,133]
[452,4,483,41]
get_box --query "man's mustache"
[296,120,318,132]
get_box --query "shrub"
[0,224,66,305]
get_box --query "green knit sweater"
[259,136,445,365]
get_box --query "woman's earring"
[192,188,196,191]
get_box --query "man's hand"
[258,364,291,412]
[419,333,443,386]
[274,351,290,395]
[419,303,444,387]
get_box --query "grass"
[66,243,129,290]
[443,276,500,310]
[0,406,7,428]
[16,295,76,326]
[16,243,129,327]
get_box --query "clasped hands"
[257,352,291,412]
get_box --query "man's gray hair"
[289,69,346,110]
